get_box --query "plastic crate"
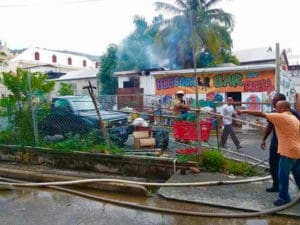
[173,120,212,142]
[176,147,199,155]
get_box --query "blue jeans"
[278,156,300,201]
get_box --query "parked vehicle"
[39,96,134,146]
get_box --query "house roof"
[151,64,276,76]
[288,54,300,66]
[114,68,166,77]
[9,47,97,69]
[233,47,276,64]
[52,69,98,81]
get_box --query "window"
[52,54,57,63]
[83,60,87,67]
[67,57,72,65]
[34,51,40,61]
[53,99,71,112]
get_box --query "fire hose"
[0,175,299,218]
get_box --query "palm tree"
[155,0,234,68]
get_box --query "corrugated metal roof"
[52,69,98,81]
[233,47,275,63]
[151,64,276,76]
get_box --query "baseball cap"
[176,90,184,95]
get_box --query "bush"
[0,129,18,144]
[44,131,123,154]
[176,153,201,164]
[46,131,97,151]
[224,161,257,176]
[202,149,226,172]
[15,110,35,146]
[202,149,257,176]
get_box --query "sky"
[1,0,300,56]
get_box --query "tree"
[58,82,74,96]
[0,68,55,145]
[1,68,55,111]
[116,15,164,71]
[154,0,235,68]
[98,45,118,95]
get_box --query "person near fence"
[261,93,300,193]
[172,90,190,120]
[219,97,242,150]
[238,100,300,206]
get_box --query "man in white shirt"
[219,97,242,150]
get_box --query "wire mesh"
[0,93,272,165]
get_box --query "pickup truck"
[39,95,133,146]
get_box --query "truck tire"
[152,127,169,150]
[109,133,128,147]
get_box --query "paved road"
[0,187,299,225]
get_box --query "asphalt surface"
[158,171,300,217]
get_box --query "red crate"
[173,120,212,142]
[176,147,199,155]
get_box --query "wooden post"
[83,81,112,147]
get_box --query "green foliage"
[0,110,37,146]
[202,149,226,172]
[201,149,257,176]
[58,82,74,96]
[2,68,55,110]
[45,131,123,154]
[98,1,237,86]
[98,45,118,95]
[0,128,18,144]
[0,68,55,146]
[154,0,235,68]
[48,132,98,151]
[0,97,15,117]
[224,161,257,176]
[116,15,163,71]
[176,153,201,164]
[91,143,123,154]
[14,110,35,146]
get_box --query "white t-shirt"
[220,104,236,125]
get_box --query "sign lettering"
[244,79,273,92]
[213,73,243,88]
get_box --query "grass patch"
[43,132,123,154]
[176,153,201,164]
[177,149,257,177]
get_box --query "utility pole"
[190,3,202,150]
[83,81,112,147]
[275,43,281,93]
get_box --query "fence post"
[27,71,39,146]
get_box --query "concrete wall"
[0,145,196,179]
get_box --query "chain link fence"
[0,93,274,165]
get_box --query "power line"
[0,0,104,8]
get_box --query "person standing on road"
[172,90,190,120]
[261,93,300,193]
[219,97,242,150]
[238,100,300,206]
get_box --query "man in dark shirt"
[261,93,300,192]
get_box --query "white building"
[6,46,98,72]
[51,69,98,98]
[0,46,99,97]
[114,64,296,112]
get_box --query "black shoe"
[266,187,279,192]
[236,145,242,151]
[219,145,227,148]
[273,198,290,206]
